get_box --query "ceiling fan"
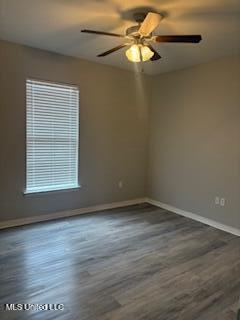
[81,12,202,63]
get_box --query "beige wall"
[0,40,150,221]
[148,55,240,229]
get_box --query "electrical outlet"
[118,181,123,189]
[220,198,225,206]
[215,196,220,205]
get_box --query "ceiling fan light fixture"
[125,44,154,62]
[126,44,141,62]
[140,45,154,61]
[82,12,202,62]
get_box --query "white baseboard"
[0,198,147,230]
[2,197,239,237]
[146,198,240,237]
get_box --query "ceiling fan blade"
[154,35,202,43]
[97,44,128,57]
[81,29,124,38]
[138,12,163,37]
[147,45,161,61]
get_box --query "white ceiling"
[0,0,240,75]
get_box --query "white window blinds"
[26,79,79,193]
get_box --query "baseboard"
[146,198,240,237]
[0,198,147,230]
[2,197,239,237]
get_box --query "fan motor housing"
[125,25,140,37]
[126,12,164,37]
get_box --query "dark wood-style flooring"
[0,203,239,320]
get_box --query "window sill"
[23,185,81,197]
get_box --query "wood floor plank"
[0,203,239,320]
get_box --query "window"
[26,79,79,194]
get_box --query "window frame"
[24,78,80,195]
